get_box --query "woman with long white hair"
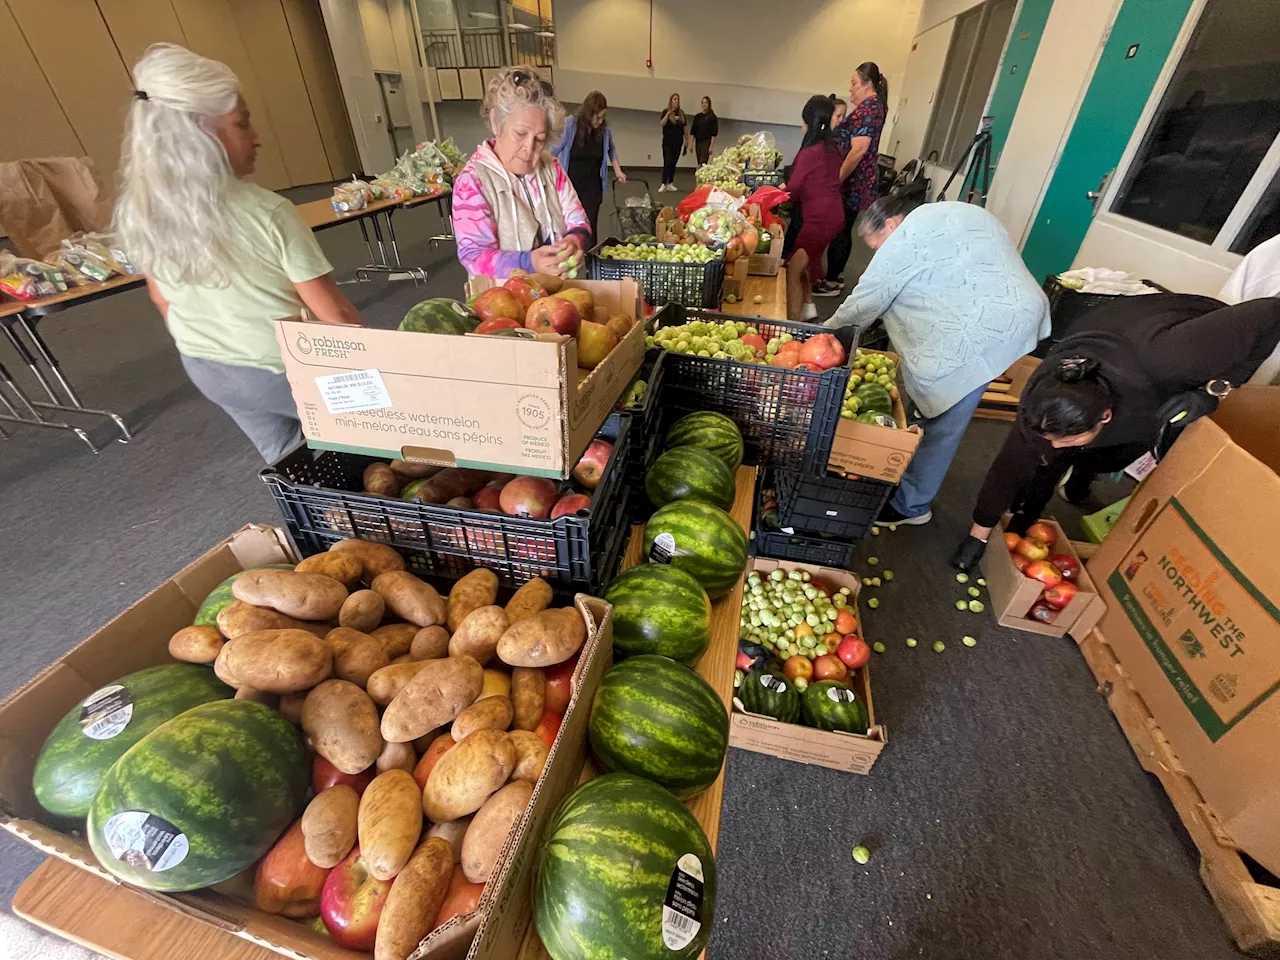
[115,43,363,462]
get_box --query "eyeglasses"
[512,68,553,97]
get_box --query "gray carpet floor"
[0,170,1246,959]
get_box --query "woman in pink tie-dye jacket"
[451,67,591,279]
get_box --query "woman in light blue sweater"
[826,195,1051,525]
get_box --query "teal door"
[1019,0,1196,283]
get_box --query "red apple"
[1011,553,1032,573]
[504,275,546,309]
[319,847,394,950]
[741,333,767,357]
[736,651,754,672]
[312,756,372,797]
[433,864,485,929]
[1026,521,1058,545]
[256,820,329,918]
[837,635,870,669]
[525,296,581,336]
[473,481,505,511]
[1004,532,1022,551]
[797,333,847,371]
[812,653,849,684]
[1014,537,1050,561]
[554,287,595,319]
[1048,553,1080,581]
[1042,580,1080,609]
[412,732,456,791]
[474,316,523,335]
[808,578,833,597]
[1028,601,1059,624]
[1024,560,1064,589]
[544,657,576,714]
[499,476,560,518]
[550,492,591,520]
[535,710,562,748]
[571,440,612,490]
[473,287,524,325]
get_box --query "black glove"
[1006,512,1037,538]
[951,535,987,571]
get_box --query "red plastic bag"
[744,185,790,229]
[676,185,714,222]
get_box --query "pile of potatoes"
[166,539,588,960]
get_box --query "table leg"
[427,195,455,246]
[357,218,378,268]
[0,355,99,453]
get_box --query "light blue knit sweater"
[826,202,1051,418]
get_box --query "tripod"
[938,116,994,205]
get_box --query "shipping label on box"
[1104,498,1280,743]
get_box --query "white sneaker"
[658,184,669,193]
[801,302,818,320]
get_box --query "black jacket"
[972,294,1280,527]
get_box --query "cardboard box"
[728,557,887,774]
[1084,386,1280,877]
[827,349,923,483]
[274,279,644,479]
[980,517,1106,639]
[0,524,613,960]
[745,224,784,276]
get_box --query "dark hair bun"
[1055,357,1101,384]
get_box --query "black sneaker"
[874,503,932,526]
[812,281,844,298]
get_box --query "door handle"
[1087,170,1115,211]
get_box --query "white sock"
[801,302,818,320]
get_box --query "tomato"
[543,657,577,715]
[812,654,849,684]
[411,733,456,791]
[836,636,870,669]
[535,710,562,749]
[783,656,813,682]
[433,865,485,930]
[834,608,858,635]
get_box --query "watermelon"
[603,565,712,662]
[642,500,747,599]
[664,411,744,472]
[194,565,294,628]
[853,382,893,415]
[588,656,728,798]
[856,411,897,427]
[32,664,235,819]
[87,700,309,891]
[399,298,478,335]
[802,680,869,733]
[736,670,801,723]
[533,773,717,960]
[645,447,735,510]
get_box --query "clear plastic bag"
[43,232,136,284]
[331,178,373,212]
[0,252,68,300]
[739,132,782,170]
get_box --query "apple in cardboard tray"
[576,320,618,369]
[525,296,581,337]
[604,314,633,344]
[1048,553,1081,581]
[1024,560,1064,589]
[504,275,546,309]
[1026,521,1058,544]
[1028,601,1059,624]
[499,476,560,519]
[473,287,524,325]
[474,316,523,335]
[551,492,591,520]
[1014,536,1050,562]
[319,846,394,950]
[1042,580,1080,609]
[554,287,594,319]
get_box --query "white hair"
[113,43,241,286]
[482,66,564,138]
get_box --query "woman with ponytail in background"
[952,294,1280,569]
[816,62,888,297]
[115,43,363,462]
[782,95,845,321]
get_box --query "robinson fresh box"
[275,279,644,480]
[827,349,922,484]
[729,557,886,774]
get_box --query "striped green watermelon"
[87,700,309,892]
[645,447,735,510]
[603,565,711,662]
[853,382,893,415]
[194,565,295,628]
[802,680,868,733]
[643,500,747,599]
[399,298,478,335]
[664,411,744,472]
[533,773,717,960]
[32,664,234,819]
[589,656,727,798]
[737,670,801,723]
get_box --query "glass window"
[1112,0,1280,245]
[1232,168,1280,254]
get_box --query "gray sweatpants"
[181,354,303,463]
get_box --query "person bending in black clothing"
[951,293,1280,570]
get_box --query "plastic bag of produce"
[686,204,750,245]
[740,132,781,170]
[331,179,372,212]
[744,185,791,229]
[0,252,68,300]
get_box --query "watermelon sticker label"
[79,685,133,740]
[827,686,856,704]
[315,368,393,415]
[649,532,677,564]
[662,853,705,950]
[759,674,789,695]
[102,812,188,872]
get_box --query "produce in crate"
[645,445,736,510]
[587,655,728,799]
[615,377,647,409]
[87,699,311,891]
[32,663,234,819]
[576,320,617,369]
[525,295,581,336]
[472,287,524,326]
[320,845,395,949]
[841,350,899,420]
[735,669,801,723]
[504,274,547,308]
[642,499,748,598]
[255,818,328,917]
[597,241,720,263]
[801,680,868,734]
[194,565,295,626]
[399,298,478,335]
[1004,522,1090,623]
[739,567,859,664]
[603,564,712,662]
[647,318,845,371]
[533,773,717,960]
[664,410,744,471]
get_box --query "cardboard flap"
[1210,385,1280,474]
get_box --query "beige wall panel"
[281,0,361,178]
[8,0,131,182]
[0,2,84,163]
[169,0,291,189]
[229,0,331,185]
[96,0,187,72]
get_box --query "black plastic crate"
[604,348,666,463]
[1041,275,1168,350]
[751,471,856,568]
[741,169,784,190]
[624,400,675,524]
[774,468,893,540]
[648,304,849,473]
[587,237,725,308]
[261,419,632,593]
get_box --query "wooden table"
[295,196,427,283]
[14,468,759,960]
[719,270,787,322]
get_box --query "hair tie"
[1059,357,1087,373]
[133,89,149,101]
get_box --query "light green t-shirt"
[157,181,332,374]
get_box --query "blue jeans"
[890,383,987,518]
